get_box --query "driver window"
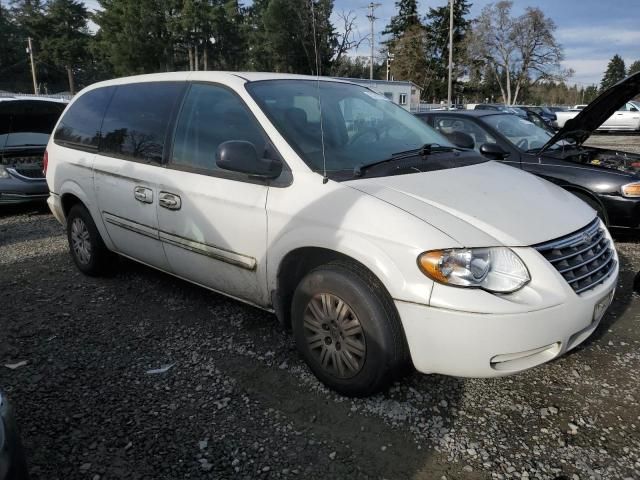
[171,83,267,173]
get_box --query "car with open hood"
[46,72,617,396]
[0,390,29,480]
[417,71,640,230]
[0,96,67,206]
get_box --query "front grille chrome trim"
[534,218,616,295]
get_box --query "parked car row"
[555,100,640,131]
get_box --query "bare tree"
[467,1,567,104]
[331,10,366,70]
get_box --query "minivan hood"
[541,71,640,152]
[346,161,595,246]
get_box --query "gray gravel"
[1,190,640,479]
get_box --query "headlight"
[621,182,640,198]
[0,164,9,179]
[418,247,530,293]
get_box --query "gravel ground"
[1,136,640,480]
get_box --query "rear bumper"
[47,193,65,225]
[0,174,48,205]
[397,264,618,377]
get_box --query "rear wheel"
[66,204,114,276]
[291,261,408,397]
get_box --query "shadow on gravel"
[1,246,463,479]
[0,203,49,218]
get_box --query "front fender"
[267,225,434,305]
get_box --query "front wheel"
[291,262,408,397]
[66,204,114,276]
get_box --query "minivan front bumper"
[396,263,618,377]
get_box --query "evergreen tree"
[389,25,428,86]
[94,0,181,75]
[600,54,626,90]
[628,60,640,76]
[261,0,335,75]
[0,4,30,92]
[39,0,90,94]
[422,0,471,101]
[382,0,420,48]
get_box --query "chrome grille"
[534,218,617,294]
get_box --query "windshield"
[0,100,66,148]
[483,114,569,152]
[246,80,454,173]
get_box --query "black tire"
[572,191,608,225]
[66,204,113,276]
[291,261,408,397]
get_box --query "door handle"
[159,192,181,210]
[134,186,153,204]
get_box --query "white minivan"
[46,72,618,396]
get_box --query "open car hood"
[540,71,640,153]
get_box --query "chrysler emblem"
[581,231,593,244]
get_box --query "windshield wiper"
[353,143,455,177]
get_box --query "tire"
[291,261,408,397]
[572,191,608,225]
[66,204,114,276]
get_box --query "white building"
[337,78,422,111]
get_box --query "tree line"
[0,0,637,105]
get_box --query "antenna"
[309,0,328,184]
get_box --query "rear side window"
[100,82,183,164]
[54,87,114,150]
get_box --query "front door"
[94,82,185,271]
[157,83,274,306]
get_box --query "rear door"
[156,82,275,306]
[93,82,185,270]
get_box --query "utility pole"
[446,0,454,109]
[27,37,38,95]
[366,3,381,81]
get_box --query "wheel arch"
[272,246,403,332]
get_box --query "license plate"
[593,289,615,323]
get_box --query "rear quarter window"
[54,87,114,150]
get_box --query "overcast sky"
[82,0,639,86]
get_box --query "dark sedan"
[0,390,29,480]
[0,97,67,206]
[416,87,640,230]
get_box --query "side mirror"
[216,140,282,179]
[443,131,475,149]
[479,143,510,160]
